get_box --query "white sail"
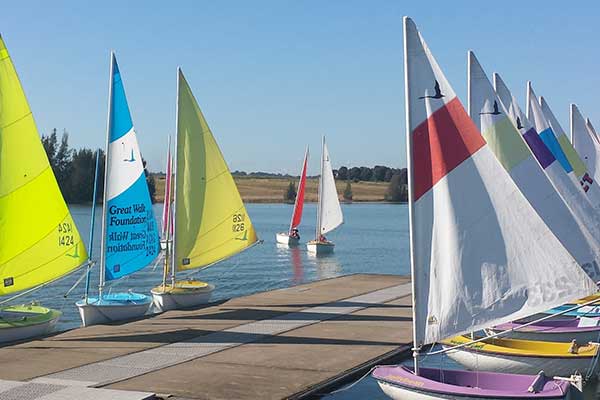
[317,139,343,236]
[403,17,596,348]
[571,104,600,182]
[469,52,600,281]
[587,118,600,143]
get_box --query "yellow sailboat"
[0,36,87,342]
[151,69,258,311]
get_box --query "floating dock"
[0,274,412,399]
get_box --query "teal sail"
[102,54,159,281]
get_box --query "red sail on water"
[289,147,309,233]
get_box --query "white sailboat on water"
[151,68,259,311]
[276,146,308,246]
[306,137,343,255]
[76,52,160,326]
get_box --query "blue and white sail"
[102,53,159,281]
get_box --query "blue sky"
[3,1,600,173]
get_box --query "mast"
[315,136,325,240]
[170,68,181,286]
[403,16,420,375]
[99,51,115,299]
[84,149,101,303]
[289,146,308,234]
[162,136,173,288]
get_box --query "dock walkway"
[0,274,413,399]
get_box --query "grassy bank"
[153,176,389,203]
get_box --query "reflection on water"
[307,253,342,280]
[275,244,305,284]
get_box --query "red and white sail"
[403,17,596,348]
[289,147,309,234]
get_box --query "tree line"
[283,166,408,202]
[41,129,156,204]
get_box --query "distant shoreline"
[153,176,395,204]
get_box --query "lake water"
[12,202,409,331]
[9,202,600,398]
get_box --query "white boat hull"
[445,347,597,378]
[75,293,152,327]
[0,310,60,344]
[276,232,300,246]
[306,241,334,254]
[151,282,215,312]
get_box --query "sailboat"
[0,36,88,342]
[306,137,342,254]
[372,17,595,399]
[76,53,160,326]
[150,68,259,312]
[160,138,173,251]
[276,147,308,246]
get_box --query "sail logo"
[479,101,501,115]
[66,244,80,258]
[580,173,594,193]
[182,258,190,265]
[235,231,248,241]
[3,277,13,287]
[122,142,136,163]
[419,80,444,100]
[113,264,121,273]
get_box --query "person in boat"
[290,227,300,239]
[319,234,327,243]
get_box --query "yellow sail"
[0,36,87,295]
[174,69,257,272]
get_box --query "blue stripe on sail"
[104,173,160,281]
[110,56,133,142]
[539,128,573,173]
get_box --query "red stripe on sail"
[413,97,486,201]
[290,152,308,230]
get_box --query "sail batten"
[174,69,258,272]
[0,36,87,295]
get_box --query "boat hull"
[544,305,600,318]
[373,365,579,400]
[487,325,600,343]
[75,292,152,327]
[0,305,60,343]
[276,232,300,246]
[445,348,595,377]
[306,240,334,254]
[151,280,215,312]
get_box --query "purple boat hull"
[372,365,579,399]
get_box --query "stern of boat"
[75,292,152,327]
[151,280,215,312]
